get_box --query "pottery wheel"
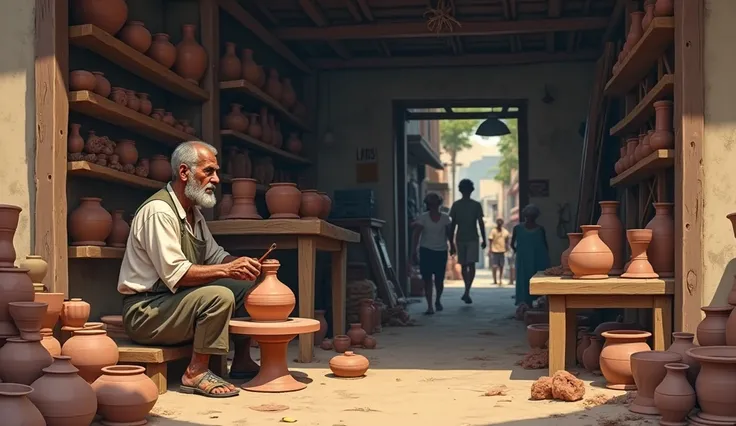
[229,318,320,393]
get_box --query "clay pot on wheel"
[148,33,176,68]
[61,298,91,328]
[266,183,301,219]
[0,266,34,335]
[654,363,695,425]
[333,335,351,353]
[92,365,159,426]
[244,259,295,321]
[568,225,614,279]
[174,24,207,83]
[527,324,549,349]
[599,330,652,390]
[329,351,369,378]
[561,232,582,276]
[68,198,113,246]
[347,323,367,346]
[629,350,682,415]
[0,383,45,426]
[8,301,47,341]
[697,306,733,346]
[621,229,658,278]
[667,332,699,386]
[597,201,624,275]
[118,21,152,53]
[72,0,128,35]
[61,329,119,383]
[300,190,323,219]
[0,337,53,384]
[645,202,674,277]
[29,355,97,426]
[686,346,736,423]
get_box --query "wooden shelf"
[220,80,311,132]
[530,273,674,295]
[69,91,195,144]
[610,74,674,137]
[604,17,675,97]
[67,161,165,190]
[220,130,311,165]
[68,246,125,259]
[610,149,674,187]
[69,25,209,102]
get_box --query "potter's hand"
[226,257,261,281]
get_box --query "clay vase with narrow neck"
[248,114,263,139]
[527,324,549,349]
[568,225,614,279]
[645,202,674,277]
[627,12,645,48]
[654,0,674,17]
[18,255,47,285]
[68,198,112,246]
[281,78,297,108]
[300,190,323,219]
[174,24,207,83]
[0,337,53,384]
[224,103,249,133]
[266,69,283,100]
[0,383,45,426]
[629,351,682,414]
[61,329,119,383]
[650,100,674,149]
[329,351,369,378]
[9,301,47,341]
[107,210,130,248]
[642,1,655,30]
[220,42,241,81]
[333,335,351,353]
[621,229,658,278]
[561,233,582,276]
[347,323,367,346]
[29,355,97,425]
[148,33,176,68]
[266,183,302,219]
[319,192,332,219]
[597,201,624,275]
[359,299,375,335]
[577,333,592,366]
[697,306,733,346]
[582,335,603,372]
[599,330,652,390]
[260,107,272,143]
[314,310,328,344]
[245,260,295,321]
[61,298,90,328]
[241,48,260,84]
[0,267,34,335]
[617,146,627,172]
[72,0,128,35]
[118,20,151,53]
[68,123,84,154]
[91,365,159,426]
[687,346,736,423]
[0,204,21,267]
[654,363,695,426]
[228,178,261,219]
[667,332,700,386]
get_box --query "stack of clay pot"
[612,2,674,75]
[614,101,673,176]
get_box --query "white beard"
[185,172,217,208]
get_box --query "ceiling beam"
[570,0,592,51]
[356,0,374,21]
[345,0,363,22]
[602,0,626,45]
[275,17,609,40]
[254,1,279,25]
[407,112,519,120]
[298,0,352,59]
[547,0,563,53]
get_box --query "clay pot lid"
[43,356,79,374]
[686,346,736,363]
[701,306,734,313]
[527,324,549,331]
[101,365,146,376]
[0,383,33,396]
[6,336,42,343]
[672,331,695,339]
[601,330,652,339]
[71,329,107,337]
[630,350,681,363]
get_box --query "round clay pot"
[629,350,682,414]
[92,71,111,97]
[34,292,64,330]
[320,338,333,350]
[642,1,655,30]
[148,33,176,68]
[599,330,652,390]
[697,306,733,346]
[0,204,21,267]
[72,0,128,35]
[40,329,61,356]
[621,229,658,278]
[650,100,674,150]
[524,309,548,326]
[333,335,351,353]
[597,201,624,275]
[314,310,328,344]
[29,355,97,425]
[68,123,85,154]
[347,323,367,346]
[244,259,295,321]
[359,299,374,336]
[645,202,674,277]
[0,383,45,426]
[266,183,301,219]
[149,155,172,182]
[654,363,695,425]
[138,92,152,115]
[568,225,614,279]
[686,346,736,423]
[228,178,261,219]
[61,329,119,383]
[219,42,241,81]
[118,20,151,52]
[634,133,647,162]
[9,301,47,340]
[219,194,233,219]
[627,12,644,48]
[654,0,674,18]
[577,333,592,366]
[69,70,96,91]
[667,331,700,386]
[286,132,303,155]
[281,78,297,108]
[266,69,283,100]
[174,24,207,84]
[107,210,130,248]
[318,192,332,219]
[561,232,582,276]
[115,139,138,165]
[60,298,91,328]
[19,255,48,284]
[527,324,549,349]
[300,190,323,219]
[248,114,263,139]
[0,266,34,335]
[92,365,159,425]
[0,336,53,384]
[363,335,377,349]
[69,197,113,246]
[223,103,249,133]
[329,351,369,378]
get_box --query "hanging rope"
[424,0,461,34]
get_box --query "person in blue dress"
[510,204,550,306]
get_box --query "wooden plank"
[610,149,674,187]
[548,295,566,374]
[68,246,125,259]
[220,130,311,165]
[331,242,348,337]
[604,17,675,96]
[219,80,312,131]
[69,25,209,101]
[207,219,360,242]
[297,237,316,362]
[118,344,193,363]
[67,161,165,190]
[530,273,675,295]
[610,74,675,136]
[68,91,195,144]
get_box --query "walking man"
[449,179,486,304]
[488,218,510,285]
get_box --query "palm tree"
[440,119,479,201]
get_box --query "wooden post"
[200,0,219,221]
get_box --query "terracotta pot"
[0,383,45,426]
[597,201,624,275]
[20,255,48,284]
[687,346,736,423]
[92,365,159,425]
[115,139,138,165]
[137,92,152,115]
[266,69,283,100]
[577,333,592,366]
[0,266,35,335]
[697,306,732,346]
[68,123,85,154]
[245,259,295,321]
[248,114,263,139]
[228,178,261,219]
[174,24,207,83]
[524,309,548,326]
[107,210,130,248]
[621,229,658,278]
[34,292,64,330]
[61,329,119,383]
[118,20,151,53]
[654,0,674,17]
[163,111,176,126]
[148,33,176,68]
[40,329,61,356]
[667,332,700,386]
[9,301,47,341]
[69,70,96,91]
[625,137,638,168]
[149,155,172,182]
[0,337,53,384]
[300,190,323,219]
[109,87,127,105]
[333,335,351,353]
[91,71,111,97]
[654,363,696,425]
[363,335,377,349]
[72,0,128,35]
[527,324,549,349]
[314,310,328,344]
[320,339,333,350]
[642,1,655,30]
[286,132,303,155]
[629,350,682,414]
[220,42,241,81]
[282,78,297,108]
[627,12,645,48]
[650,100,674,150]
[645,202,674,277]
[223,103,249,133]
[69,197,112,246]
[266,183,301,219]
[359,299,374,336]
[0,204,20,268]
[634,133,647,162]
[219,194,233,219]
[568,225,614,279]
[599,330,652,390]
[560,232,582,276]
[241,48,260,84]
[347,323,366,346]
[29,355,97,425]
[318,192,332,219]
[61,298,90,328]
[329,351,369,378]
[643,130,654,157]
[260,107,272,144]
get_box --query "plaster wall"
[316,62,595,265]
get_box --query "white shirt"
[117,184,230,295]
[416,211,451,251]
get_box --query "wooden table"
[530,273,675,376]
[208,219,360,362]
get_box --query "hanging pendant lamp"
[476,117,510,137]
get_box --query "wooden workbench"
[207,219,360,362]
[530,273,675,376]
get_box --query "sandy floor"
[137,270,651,426]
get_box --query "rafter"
[547,0,562,53]
[570,0,592,51]
[298,0,351,59]
[345,0,363,22]
[254,1,279,25]
[356,0,374,21]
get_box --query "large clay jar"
[621,229,658,278]
[347,323,367,346]
[0,337,53,384]
[35,292,64,329]
[359,299,374,335]
[174,24,207,83]
[223,103,249,133]
[654,0,674,17]
[266,183,301,219]
[568,225,614,279]
[245,259,295,321]
[333,335,351,353]
[654,363,696,425]
[118,20,152,53]
[282,78,297,108]
[329,351,369,378]
[642,0,655,30]
[697,306,733,346]
[69,197,113,246]
[61,298,90,328]
[0,383,45,426]
[650,100,674,150]
[29,355,97,426]
[318,192,332,219]
[228,179,261,219]
[241,48,260,84]
[149,155,172,182]
[70,70,97,91]
[667,332,700,386]
[92,365,159,426]
[61,329,119,383]
[40,329,61,356]
[599,330,652,390]
[597,201,624,275]
[115,139,138,165]
[300,190,323,219]
[9,301,47,340]
[561,232,582,276]
[219,42,241,81]
[0,266,34,335]
[645,202,674,277]
[627,12,645,48]
[107,210,130,248]
[248,114,263,139]
[687,346,736,423]
[583,335,603,372]
[629,351,682,414]
[266,69,283,100]
[72,0,128,35]
[92,71,111,97]
[147,33,176,68]
[577,333,592,366]
[286,132,303,155]
[527,324,549,349]
[314,310,328,344]
[68,123,85,154]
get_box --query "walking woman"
[410,193,455,315]
[510,204,550,307]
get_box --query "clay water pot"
[654,363,695,425]
[320,339,333,350]
[219,194,233,219]
[224,103,249,133]
[70,70,96,92]
[109,86,127,105]
[61,329,119,383]
[645,202,674,277]
[650,100,674,150]
[686,346,736,423]
[363,335,377,349]
[333,335,351,353]
[0,383,45,426]
[629,350,682,414]
[29,355,97,425]
[248,114,263,139]
[634,133,647,162]
[241,48,260,84]
[654,0,674,17]
[220,42,241,81]
[260,107,272,144]
[568,225,614,279]
[642,1,655,30]
[599,330,652,390]
[266,183,301,219]
[524,309,548,326]
[318,192,332,219]
[597,201,624,275]
[314,310,328,344]
[91,71,111,97]
[282,78,297,108]
[347,323,367,346]
[138,92,152,115]
[0,204,20,267]
[92,365,159,425]
[583,335,603,371]
[266,69,283,100]
[107,210,130,248]
[286,132,303,155]
[300,190,323,219]
[697,306,732,346]
[68,123,85,154]
[359,299,375,335]
[34,292,64,329]
[40,329,61,356]
[577,333,592,366]
[0,336,53,384]
[124,89,140,111]
[175,24,207,83]
[19,255,48,284]
[560,232,582,276]
[118,20,152,53]
[0,266,34,335]
[115,139,138,165]
[245,259,295,321]
[667,332,700,387]
[60,298,91,328]
[69,197,112,246]
[329,351,369,378]
[527,324,549,349]
[621,229,658,278]
[149,155,172,182]
[72,0,128,35]
[627,12,645,48]
[9,301,47,341]
[148,33,176,68]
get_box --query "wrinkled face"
[181,146,220,209]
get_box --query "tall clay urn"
[72,0,128,35]
[568,225,614,279]
[0,204,22,267]
[654,363,695,425]
[667,332,700,386]
[266,183,302,219]
[645,202,674,277]
[597,201,624,275]
[582,335,603,372]
[687,346,736,424]
[0,266,34,335]
[68,197,113,246]
[650,100,674,149]
[0,336,54,385]
[245,259,296,321]
[92,365,159,426]
[0,383,45,426]
[174,24,207,84]
[219,42,241,81]
[697,306,733,346]
[561,233,582,277]
[599,330,652,390]
[29,355,97,426]
[629,350,682,415]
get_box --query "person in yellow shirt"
[488,218,510,285]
